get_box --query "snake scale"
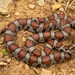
[0,14,75,67]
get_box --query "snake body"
[0,14,75,67]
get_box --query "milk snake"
[0,14,75,67]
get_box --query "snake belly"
[0,14,75,67]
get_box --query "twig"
[65,0,71,10]
[60,3,75,10]
[69,0,75,6]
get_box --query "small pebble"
[22,37,26,42]
[0,0,13,14]
[25,64,29,71]
[41,68,52,75]
[59,7,64,11]
[71,68,75,71]
[37,0,45,6]
[15,12,20,16]
[6,59,11,63]
[29,4,35,9]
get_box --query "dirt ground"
[0,0,75,75]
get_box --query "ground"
[0,0,75,75]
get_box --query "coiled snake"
[0,14,75,67]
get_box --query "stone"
[29,4,35,9]
[41,68,52,75]
[59,7,64,11]
[0,0,13,14]
[37,0,45,6]
[22,37,26,42]
[15,12,20,16]
[6,59,11,63]
[25,64,30,71]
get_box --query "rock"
[22,37,26,42]
[6,59,11,63]
[29,4,35,9]
[25,64,29,71]
[59,7,64,11]
[0,62,7,66]
[41,68,52,75]
[52,3,62,11]
[0,0,13,14]
[71,68,75,71]
[15,12,20,16]
[37,0,45,6]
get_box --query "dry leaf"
[52,3,62,10]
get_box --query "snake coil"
[0,14,75,67]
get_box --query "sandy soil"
[0,0,75,75]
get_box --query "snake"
[0,14,75,67]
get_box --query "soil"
[0,0,75,75]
